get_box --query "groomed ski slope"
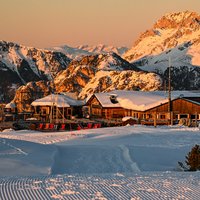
[0,125,200,199]
[0,172,200,200]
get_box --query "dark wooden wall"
[147,98,200,114]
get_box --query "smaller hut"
[31,93,83,123]
[4,102,17,121]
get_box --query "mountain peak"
[124,10,200,63]
[164,10,198,21]
[123,11,200,90]
[154,10,200,29]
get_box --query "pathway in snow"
[0,173,200,200]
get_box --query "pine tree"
[185,145,200,171]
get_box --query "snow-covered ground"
[0,125,200,199]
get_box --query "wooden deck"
[141,120,169,126]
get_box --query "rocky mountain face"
[53,53,161,99]
[124,11,200,90]
[13,81,53,113]
[0,41,71,102]
[12,53,162,111]
[50,44,128,59]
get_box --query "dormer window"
[109,94,118,104]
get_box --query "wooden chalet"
[31,93,83,122]
[141,96,200,125]
[85,90,200,125]
[85,93,126,119]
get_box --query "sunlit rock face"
[124,11,200,90]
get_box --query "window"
[147,114,152,119]
[112,110,124,118]
[67,109,72,115]
[191,114,199,119]
[180,114,188,119]
[102,110,106,117]
[41,108,47,115]
[160,114,166,119]
[92,108,101,116]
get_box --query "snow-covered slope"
[0,126,199,173]
[0,41,71,81]
[50,44,128,59]
[0,126,200,199]
[124,11,200,89]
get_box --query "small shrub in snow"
[179,145,200,171]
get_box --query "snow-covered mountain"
[12,53,161,111]
[48,45,92,59]
[0,40,161,106]
[124,11,200,89]
[50,44,128,59]
[77,44,128,56]
[53,53,161,99]
[0,41,71,101]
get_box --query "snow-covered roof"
[90,90,200,111]
[5,102,16,109]
[122,116,138,122]
[94,93,121,108]
[31,94,83,108]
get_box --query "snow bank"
[0,126,200,199]
[0,126,200,176]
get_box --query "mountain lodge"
[1,90,200,127]
[85,90,200,125]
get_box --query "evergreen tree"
[185,145,200,171]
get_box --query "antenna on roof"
[168,57,173,125]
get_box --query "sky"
[1,0,200,48]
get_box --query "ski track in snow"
[0,173,200,200]
[0,139,28,156]
[119,145,141,173]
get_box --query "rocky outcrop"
[53,53,142,95]
[13,81,53,113]
[78,70,162,99]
